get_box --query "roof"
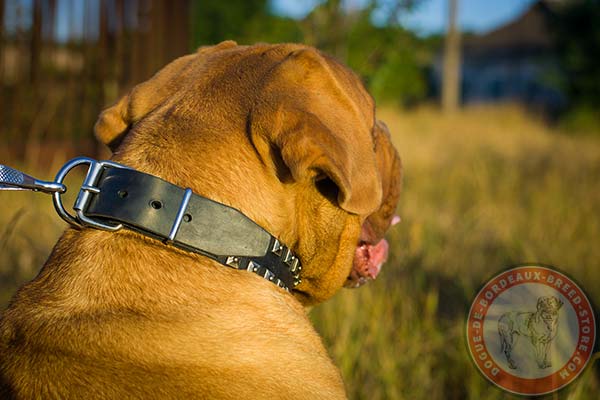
[464,1,555,57]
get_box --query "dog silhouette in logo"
[498,296,563,369]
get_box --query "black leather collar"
[62,159,301,291]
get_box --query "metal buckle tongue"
[0,164,65,194]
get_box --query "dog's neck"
[37,226,307,319]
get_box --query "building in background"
[433,0,566,114]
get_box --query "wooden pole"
[442,0,461,113]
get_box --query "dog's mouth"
[344,215,400,288]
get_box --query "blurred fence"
[1,0,191,164]
[4,0,598,167]
[0,0,437,166]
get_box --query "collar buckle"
[53,157,129,232]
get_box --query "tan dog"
[0,41,401,399]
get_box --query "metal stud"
[282,248,293,263]
[275,278,289,291]
[262,269,270,279]
[271,239,283,256]
[225,256,240,268]
[247,261,260,272]
[287,256,300,273]
[293,277,302,286]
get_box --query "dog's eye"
[315,176,339,204]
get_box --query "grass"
[311,105,600,399]
[1,105,599,399]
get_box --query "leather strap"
[84,167,301,290]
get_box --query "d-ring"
[52,157,126,231]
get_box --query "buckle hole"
[183,214,192,222]
[117,190,128,198]
[150,200,163,210]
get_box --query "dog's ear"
[94,53,197,151]
[95,41,239,151]
[253,48,382,215]
[557,298,564,309]
[94,94,131,151]
[273,109,382,215]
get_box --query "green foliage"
[559,105,600,135]
[241,14,304,44]
[369,47,427,105]
[190,0,302,46]
[345,14,429,106]
[551,0,600,108]
[190,0,267,45]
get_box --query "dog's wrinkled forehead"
[96,41,376,152]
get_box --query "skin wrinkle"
[0,41,401,399]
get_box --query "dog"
[0,41,402,399]
[498,296,563,370]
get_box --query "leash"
[0,157,301,291]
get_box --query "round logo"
[466,265,596,396]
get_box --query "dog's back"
[0,229,347,399]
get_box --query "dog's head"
[94,41,402,305]
[537,296,563,319]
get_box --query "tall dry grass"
[0,156,70,306]
[311,105,600,399]
[1,105,599,399]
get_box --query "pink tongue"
[346,239,389,288]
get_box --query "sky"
[271,0,539,36]
[6,0,541,42]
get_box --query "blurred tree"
[301,0,349,60]
[192,0,266,45]
[551,0,600,108]
[302,0,430,106]
[345,13,428,105]
[1,0,195,162]
[190,0,302,47]
[548,0,600,133]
